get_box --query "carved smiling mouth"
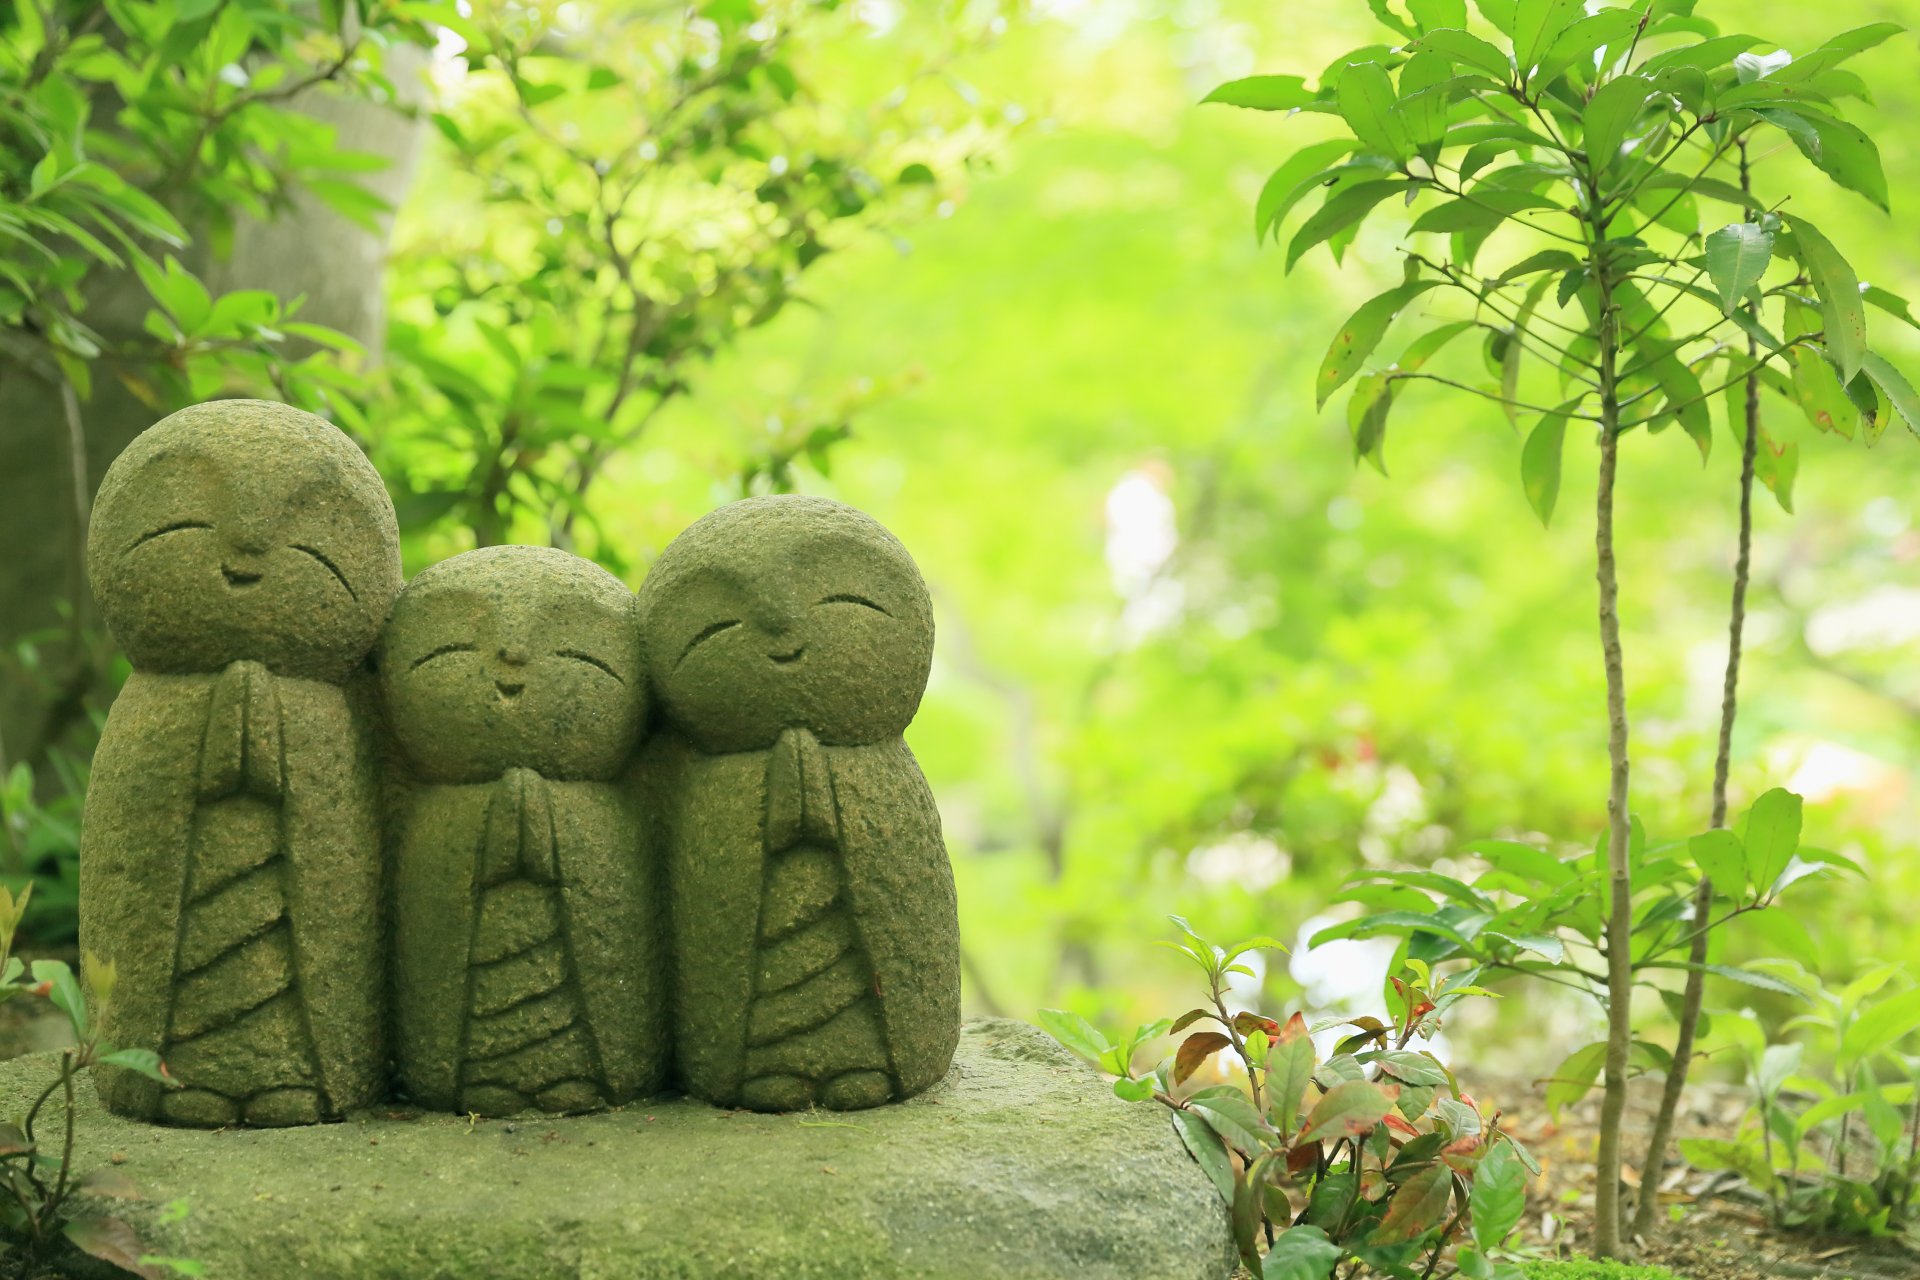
[221,566,263,588]
[495,680,525,698]
[769,646,806,665]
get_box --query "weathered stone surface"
[11,1020,1234,1279]
[635,495,960,1112]
[380,545,665,1115]
[80,400,399,1126]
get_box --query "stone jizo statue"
[80,400,400,1126]
[80,403,958,1124]
[636,495,960,1112]
[381,545,665,1116]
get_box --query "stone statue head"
[87,400,402,683]
[635,495,934,755]
[380,545,643,784]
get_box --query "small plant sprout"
[0,883,191,1277]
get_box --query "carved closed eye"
[676,619,741,668]
[557,649,624,683]
[818,593,890,616]
[126,520,211,553]
[291,543,358,601]
[409,641,476,671]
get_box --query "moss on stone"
[19,1020,1233,1279]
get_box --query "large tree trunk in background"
[0,46,427,773]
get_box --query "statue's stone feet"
[246,1088,325,1127]
[160,1088,238,1128]
[536,1081,607,1115]
[737,1074,812,1112]
[819,1070,890,1111]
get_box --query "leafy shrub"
[1044,918,1537,1280]
[1684,969,1920,1238]
[0,885,188,1278]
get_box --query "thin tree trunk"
[1591,263,1636,1260]
[1630,140,1761,1242]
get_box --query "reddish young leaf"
[1174,1031,1232,1084]
[1278,1011,1310,1043]
[1373,1162,1455,1244]
[1232,1011,1282,1039]
[1287,1140,1322,1175]
[64,1215,166,1280]
[1383,1113,1422,1137]
[1299,1080,1401,1144]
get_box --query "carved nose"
[498,646,529,667]
[229,530,271,556]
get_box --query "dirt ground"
[1478,1070,1919,1280]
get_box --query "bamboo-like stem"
[1630,140,1763,1243]
[1589,207,1637,1261]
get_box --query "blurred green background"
[2,0,1916,1078]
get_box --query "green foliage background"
[4,0,1919,1079]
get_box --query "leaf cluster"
[0,884,194,1278]
[1209,0,1918,519]
[1043,918,1534,1280]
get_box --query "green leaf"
[1704,223,1773,314]
[1742,787,1802,895]
[1036,1009,1112,1064]
[1188,1091,1273,1156]
[1582,74,1652,172]
[1349,374,1396,474]
[1338,63,1411,160]
[1690,964,1811,998]
[1536,9,1643,85]
[1786,215,1867,383]
[1299,1080,1398,1144]
[1862,351,1920,438]
[1396,52,1455,157]
[1755,108,1889,212]
[1365,1050,1451,1087]
[1688,828,1746,901]
[97,1048,167,1083]
[1171,1108,1237,1205]
[1511,0,1586,77]
[1320,282,1438,406]
[1787,345,1860,439]
[1287,181,1409,271]
[1680,1137,1778,1192]
[1254,140,1360,242]
[1268,1033,1318,1135]
[30,959,86,1040]
[1264,1226,1342,1280]
[1204,75,1315,111]
[1112,1076,1155,1102]
[1409,29,1513,80]
[1420,190,1564,234]
[1864,285,1920,329]
[1766,22,1904,84]
[1498,249,1581,282]
[1544,1041,1607,1120]
[1470,1141,1527,1250]
[1839,989,1920,1067]
[1520,400,1576,526]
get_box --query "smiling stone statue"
[80,400,400,1126]
[635,495,960,1111]
[381,545,665,1116]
